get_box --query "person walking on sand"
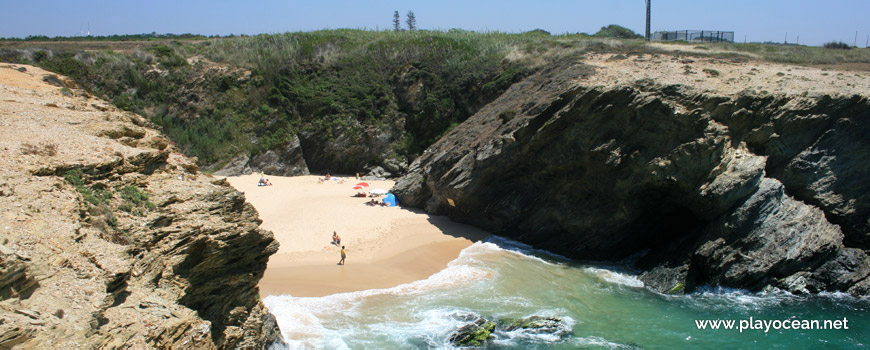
[338,246,347,265]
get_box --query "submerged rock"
[446,313,572,347]
[448,314,496,347]
[499,316,571,337]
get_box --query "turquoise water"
[266,237,869,349]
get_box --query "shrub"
[823,41,851,50]
[702,68,720,77]
[594,25,643,39]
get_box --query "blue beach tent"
[383,193,398,207]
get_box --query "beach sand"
[225,174,490,297]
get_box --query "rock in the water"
[691,178,843,291]
[499,316,571,338]
[448,316,496,347]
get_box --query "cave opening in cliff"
[633,203,706,266]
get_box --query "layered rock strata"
[0,64,280,348]
[394,55,870,295]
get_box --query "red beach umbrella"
[352,185,366,190]
[355,182,370,188]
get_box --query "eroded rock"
[394,62,870,296]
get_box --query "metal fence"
[653,30,734,43]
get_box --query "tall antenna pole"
[645,0,651,41]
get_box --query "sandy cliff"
[0,64,280,348]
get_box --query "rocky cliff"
[0,64,281,348]
[393,54,870,296]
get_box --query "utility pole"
[784,32,787,44]
[854,31,858,47]
[645,0,651,41]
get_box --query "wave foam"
[584,267,645,288]
[265,257,493,346]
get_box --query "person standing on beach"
[338,246,347,265]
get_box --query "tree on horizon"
[393,11,401,32]
[406,11,416,31]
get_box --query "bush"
[594,25,643,39]
[702,68,720,77]
[823,41,851,50]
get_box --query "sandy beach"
[225,174,490,297]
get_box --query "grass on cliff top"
[6,29,869,169]
[658,40,870,65]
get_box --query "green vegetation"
[594,24,643,39]
[668,282,686,294]
[63,169,155,244]
[823,41,852,50]
[119,185,157,215]
[702,68,720,77]
[5,29,869,172]
[7,30,550,168]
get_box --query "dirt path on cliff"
[225,174,490,297]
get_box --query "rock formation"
[0,64,281,348]
[211,134,310,177]
[394,54,870,296]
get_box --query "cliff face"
[393,54,870,295]
[0,65,280,348]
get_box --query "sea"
[265,236,869,349]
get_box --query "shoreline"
[224,174,489,297]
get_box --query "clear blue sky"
[1,0,868,46]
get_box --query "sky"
[1,0,868,47]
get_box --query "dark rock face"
[211,134,310,177]
[299,120,407,176]
[394,64,870,295]
[211,154,251,177]
[248,134,310,176]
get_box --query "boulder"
[448,315,495,347]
